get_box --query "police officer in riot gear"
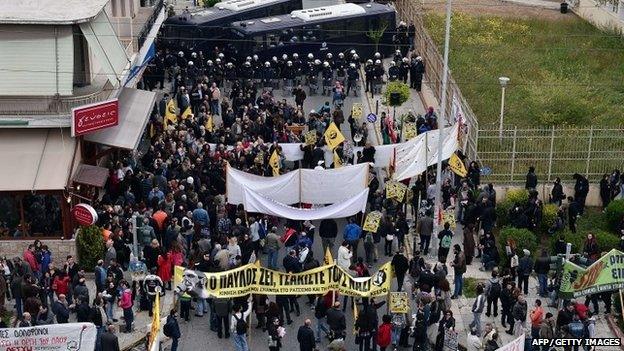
[364,59,374,93]
[321,61,333,96]
[346,63,360,97]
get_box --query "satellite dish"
[353,133,362,143]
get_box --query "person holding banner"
[231,297,254,351]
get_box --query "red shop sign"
[71,99,119,137]
[72,203,98,226]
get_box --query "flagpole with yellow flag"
[324,122,345,150]
[181,106,193,120]
[148,288,161,351]
[448,153,468,178]
[164,99,177,128]
[269,149,280,177]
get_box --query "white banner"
[0,323,97,351]
[495,333,525,351]
[300,164,369,204]
[226,163,369,206]
[243,187,369,220]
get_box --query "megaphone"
[353,133,362,143]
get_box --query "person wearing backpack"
[377,315,392,351]
[437,223,453,263]
[231,297,253,351]
[485,270,501,317]
[163,309,181,351]
[566,313,584,350]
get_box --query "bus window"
[345,18,366,38]
[321,20,344,41]
[268,4,285,16]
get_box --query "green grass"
[423,12,624,128]
[463,277,486,298]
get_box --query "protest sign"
[389,292,409,313]
[560,249,624,298]
[362,211,383,233]
[385,181,407,202]
[0,323,97,351]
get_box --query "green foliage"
[605,199,624,231]
[423,11,624,127]
[0,306,11,327]
[76,225,105,272]
[595,230,620,254]
[366,22,388,52]
[549,229,584,253]
[495,199,514,227]
[498,227,538,259]
[204,0,220,7]
[463,277,486,298]
[505,188,529,205]
[540,203,559,233]
[384,82,411,107]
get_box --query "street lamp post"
[498,76,510,142]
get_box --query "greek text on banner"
[174,262,393,298]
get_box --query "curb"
[606,314,624,351]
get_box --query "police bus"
[161,0,303,50]
[226,2,397,60]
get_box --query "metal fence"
[393,0,624,183]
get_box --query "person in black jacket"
[391,250,409,291]
[298,319,316,351]
[567,196,581,232]
[326,301,346,340]
[517,250,533,295]
[52,294,70,323]
[500,282,514,329]
[76,296,91,323]
[355,304,377,351]
[573,173,589,215]
[166,309,181,351]
[534,250,550,298]
[101,324,120,351]
[319,218,338,254]
[550,177,565,206]
[525,167,538,190]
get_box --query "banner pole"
[619,289,624,318]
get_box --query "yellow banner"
[181,106,193,120]
[362,211,382,232]
[404,123,417,140]
[304,131,317,145]
[164,99,177,127]
[324,247,334,265]
[205,115,214,132]
[174,262,393,298]
[269,149,280,176]
[148,292,160,351]
[351,103,363,119]
[449,153,467,177]
[389,292,409,313]
[324,122,345,150]
[385,181,408,202]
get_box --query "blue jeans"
[171,337,179,351]
[210,100,220,115]
[233,333,249,351]
[15,296,23,317]
[195,298,209,316]
[316,317,329,341]
[95,326,104,351]
[391,325,402,345]
[123,307,133,332]
[268,249,278,270]
[454,273,464,297]
[538,274,547,296]
[469,312,482,336]
[106,299,115,320]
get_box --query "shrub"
[505,188,529,205]
[463,277,486,298]
[204,0,220,7]
[495,199,514,227]
[540,203,559,234]
[384,82,411,107]
[76,225,105,272]
[605,199,624,231]
[549,229,584,253]
[498,227,539,260]
[595,230,620,254]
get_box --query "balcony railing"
[137,0,165,49]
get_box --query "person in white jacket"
[467,328,483,351]
[336,241,352,270]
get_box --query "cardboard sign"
[389,292,409,313]
[363,211,383,232]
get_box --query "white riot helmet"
[314,59,321,65]
[191,52,197,58]
[218,53,225,58]
[253,54,259,60]
[326,53,333,59]
[265,61,271,67]
[282,54,288,60]
[374,52,381,59]
[350,63,356,68]
[353,54,359,60]
[244,61,251,67]
[395,49,401,55]
[375,59,381,65]
[308,53,314,59]
[178,51,184,57]
[390,61,396,66]
[293,53,299,59]
[188,61,194,66]
[272,56,278,62]
[227,62,233,67]
[246,56,252,61]
[207,60,213,65]
[215,58,221,63]
[366,59,373,64]
[403,57,409,63]
[323,61,329,67]
[350,49,356,55]
[338,53,344,59]
[287,61,292,66]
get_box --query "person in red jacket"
[52,271,71,303]
[377,314,393,351]
[23,245,40,276]
[157,253,172,290]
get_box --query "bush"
[76,225,105,272]
[204,0,220,7]
[505,188,529,205]
[595,230,621,254]
[540,203,559,234]
[384,82,411,107]
[496,199,514,227]
[549,229,584,253]
[498,227,539,260]
[605,199,624,231]
[463,277,486,298]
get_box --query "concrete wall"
[0,239,77,263]
[572,0,624,33]
[494,183,604,207]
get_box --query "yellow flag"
[148,292,160,351]
[333,150,343,168]
[324,122,345,150]
[149,123,155,138]
[324,247,334,265]
[205,115,214,132]
[269,149,280,177]
[181,106,193,120]
[164,99,177,127]
[449,153,468,177]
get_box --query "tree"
[367,22,388,53]
[76,225,105,271]
[384,81,411,107]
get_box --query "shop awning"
[85,87,157,150]
[0,128,76,191]
[72,164,109,188]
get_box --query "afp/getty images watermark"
[533,338,621,349]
